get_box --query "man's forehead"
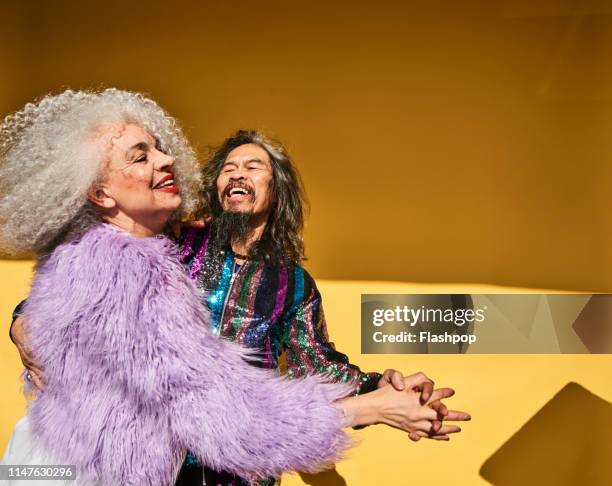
[225,143,270,164]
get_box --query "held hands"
[374,374,468,441]
[348,369,470,441]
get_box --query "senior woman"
[0,89,460,485]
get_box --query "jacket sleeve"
[283,271,382,395]
[25,227,354,483]
[170,341,355,481]
[127,244,356,481]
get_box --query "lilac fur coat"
[23,224,353,485]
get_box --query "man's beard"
[213,210,254,250]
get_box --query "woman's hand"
[10,315,45,390]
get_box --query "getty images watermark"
[371,304,485,345]
[361,294,612,354]
[361,294,480,354]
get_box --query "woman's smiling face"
[91,123,181,233]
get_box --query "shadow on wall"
[480,382,612,486]
[299,468,347,486]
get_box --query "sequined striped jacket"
[179,225,381,391]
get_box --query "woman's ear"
[88,185,116,209]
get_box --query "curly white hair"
[0,88,202,257]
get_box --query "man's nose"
[229,169,246,180]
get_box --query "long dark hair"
[202,130,308,263]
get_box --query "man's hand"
[407,390,471,441]
[378,370,434,403]
[378,369,406,390]
[10,315,45,390]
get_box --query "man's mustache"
[222,181,255,199]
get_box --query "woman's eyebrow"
[126,142,149,157]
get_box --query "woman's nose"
[158,153,175,171]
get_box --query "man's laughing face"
[216,143,274,219]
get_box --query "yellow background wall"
[1,0,611,290]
